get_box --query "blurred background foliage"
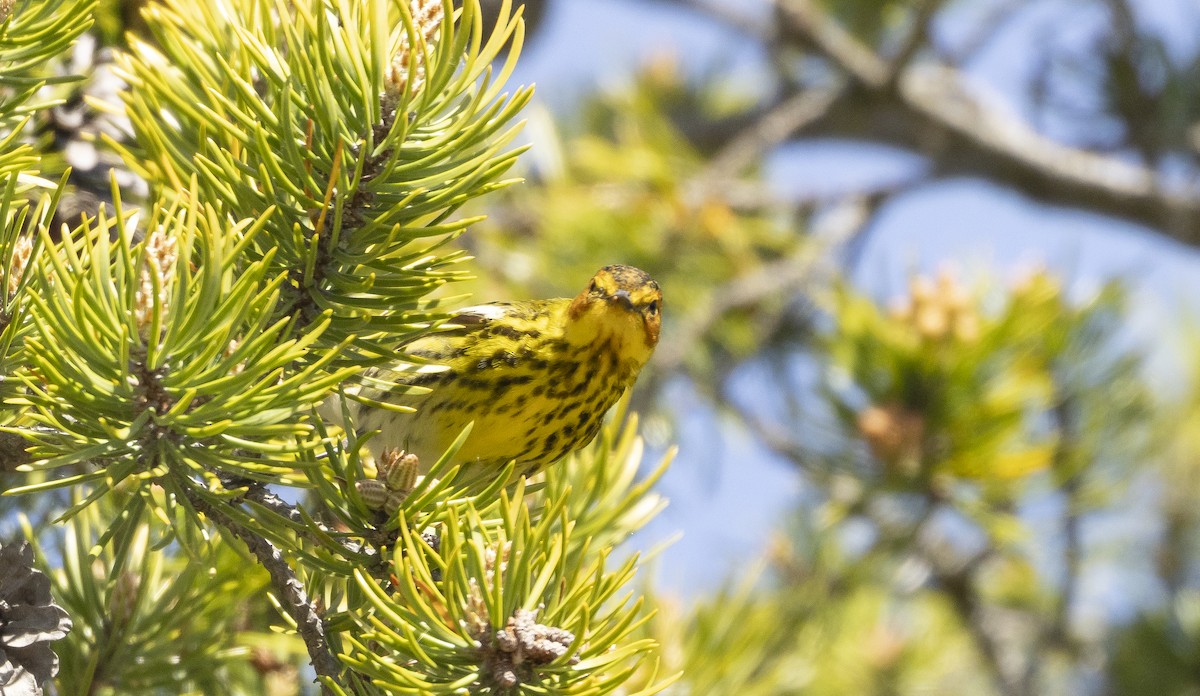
[15,0,1200,693]
[457,0,1200,694]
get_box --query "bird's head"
[568,265,663,364]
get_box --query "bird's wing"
[414,301,525,340]
[445,302,511,326]
[325,304,520,423]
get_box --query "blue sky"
[506,0,1200,596]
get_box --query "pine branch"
[112,0,533,365]
[697,87,842,184]
[224,475,383,561]
[934,549,1016,696]
[780,0,1200,241]
[1018,390,1085,693]
[667,0,1200,243]
[180,485,343,694]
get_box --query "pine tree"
[0,1,676,693]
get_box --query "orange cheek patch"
[643,317,661,347]
[567,294,589,320]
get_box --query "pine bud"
[355,479,388,509]
[384,0,444,98]
[134,227,178,334]
[110,570,141,627]
[379,449,419,492]
[223,338,246,375]
[3,235,31,297]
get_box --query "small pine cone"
[541,625,575,646]
[377,448,401,473]
[492,662,518,688]
[526,637,568,663]
[509,608,536,641]
[494,626,518,653]
[355,479,388,510]
[495,609,576,665]
[0,543,72,691]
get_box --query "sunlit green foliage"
[5,0,1198,694]
[0,1,679,694]
[110,0,533,363]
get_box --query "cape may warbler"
[346,265,662,484]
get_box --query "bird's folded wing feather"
[434,302,511,332]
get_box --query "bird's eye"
[589,280,599,293]
[646,300,659,316]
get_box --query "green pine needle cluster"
[0,0,94,410]
[109,0,533,363]
[288,408,675,695]
[9,194,354,516]
[0,0,93,128]
[335,421,674,695]
[26,497,273,694]
[0,1,677,694]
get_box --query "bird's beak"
[609,289,635,310]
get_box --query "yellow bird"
[345,265,663,485]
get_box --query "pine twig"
[219,473,385,561]
[882,0,945,87]
[934,549,1018,696]
[1019,390,1085,692]
[661,0,1200,243]
[699,87,842,183]
[776,0,889,88]
[180,486,343,694]
[771,0,1200,242]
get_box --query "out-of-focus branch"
[774,0,1200,242]
[645,0,773,41]
[893,493,1020,694]
[181,487,342,694]
[883,0,944,86]
[653,195,869,375]
[664,0,1200,244]
[1019,391,1084,693]
[776,0,888,89]
[936,549,1021,696]
[699,87,843,183]
[1051,397,1083,646]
